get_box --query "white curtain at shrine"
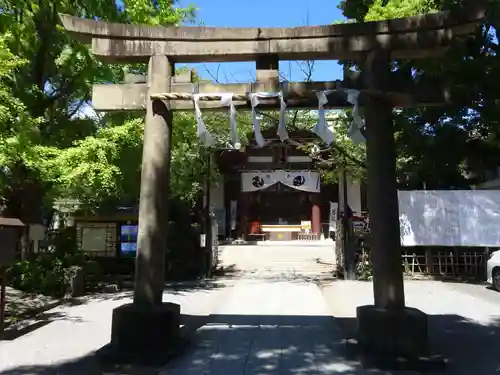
[241,171,281,192]
[241,170,320,193]
[281,171,320,193]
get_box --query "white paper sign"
[329,202,338,232]
[230,200,237,231]
[398,190,500,247]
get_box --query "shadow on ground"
[213,261,336,284]
[0,310,86,341]
[1,279,229,342]
[211,264,240,278]
[163,279,230,295]
[408,275,487,285]
[1,313,500,375]
[335,313,500,375]
[240,270,336,284]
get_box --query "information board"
[398,190,500,247]
[81,227,107,252]
[119,224,138,256]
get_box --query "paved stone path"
[161,279,354,374]
[2,243,499,375]
[159,243,381,375]
[219,242,336,282]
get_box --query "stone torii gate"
[60,2,485,363]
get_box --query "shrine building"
[210,127,366,241]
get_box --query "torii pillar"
[355,50,429,363]
[107,55,182,361]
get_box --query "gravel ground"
[4,287,59,326]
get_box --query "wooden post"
[205,152,213,278]
[134,55,174,307]
[0,267,6,331]
[363,50,405,309]
[311,197,321,238]
[341,166,356,280]
[256,55,279,87]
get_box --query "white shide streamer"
[249,92,289,147]
[194,88,365,147]
[219,93,240,148]
[193,94,215,147]
[313,90,336,145]
[194,93,242,148]
[345,89,365,144]
[314,89,365,145]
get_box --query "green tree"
[338,0,500,188]
[0,0,196,222]
[0,0,198,260]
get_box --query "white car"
[487,250,500,291]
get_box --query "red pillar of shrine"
[311,197,321,237]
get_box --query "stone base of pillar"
[97,302,187,365]
[353,305,446,371]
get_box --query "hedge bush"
[7,228,103,297]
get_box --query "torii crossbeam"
[59,1,486,365]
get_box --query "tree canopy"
[338,0,500,189]
[0,0,498,234]
[0,0,201,220]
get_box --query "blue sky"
[177,0,345,83]
[81,0,345,117]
